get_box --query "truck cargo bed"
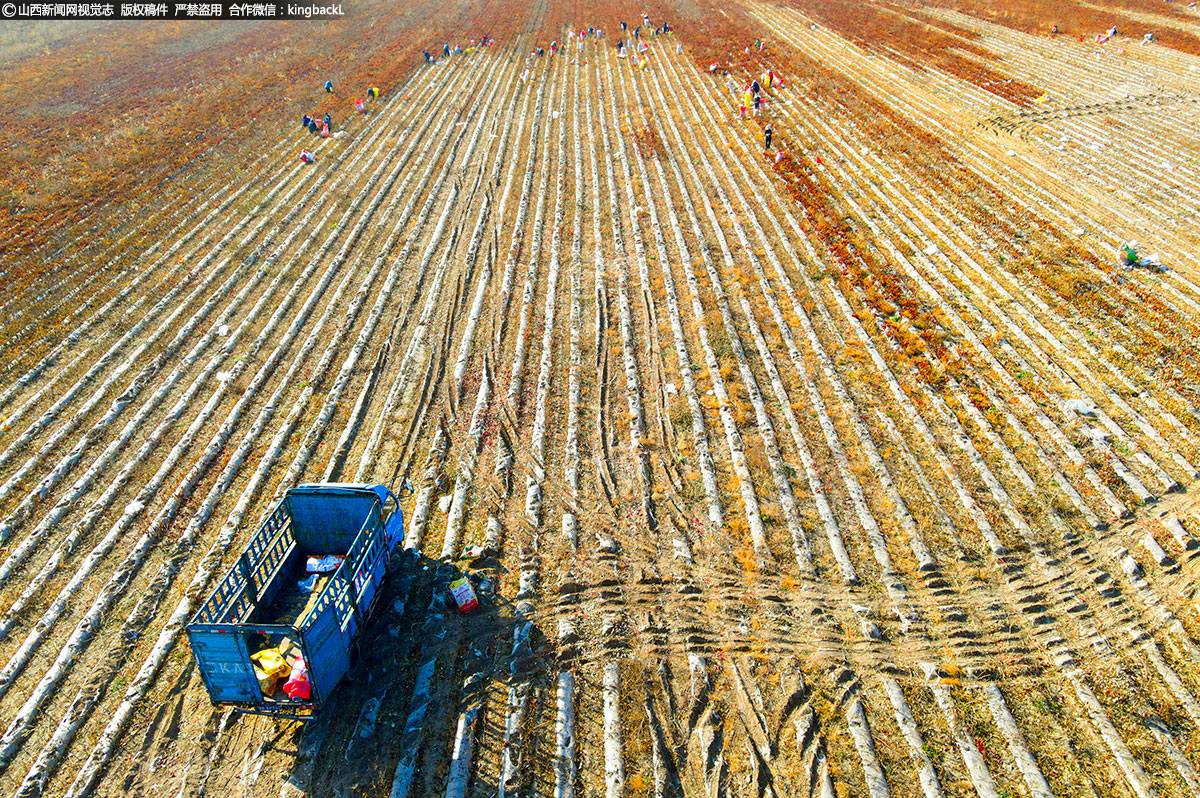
[186,483,404,719]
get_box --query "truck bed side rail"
[195,502,292,624]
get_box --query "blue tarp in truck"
[186,483,404,720]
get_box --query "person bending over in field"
[325,79,334,93]
[764,126,772,150]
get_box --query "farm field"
[4,0,1200,795]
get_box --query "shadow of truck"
[276,547,540,798]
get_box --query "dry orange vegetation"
[3,2,1200,797]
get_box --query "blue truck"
[186,483,404,719]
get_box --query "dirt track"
[5,1,1200,796]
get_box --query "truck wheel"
[346,640,364,682]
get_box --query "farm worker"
[677,42,682,54]
[300,149,316,163]
[775,150,784,164]
[324,112,331,127]
[550,40,557,56]
[320,121,330,138]
[1143,31,1155,43]
[764,69,774,89]
[308,119,319,134]
[423,49,431,62]
[763,125,772,150]
[302,113,312,128]
[738,104,746,119]
[634,25,640,39]
[744,89,754,108]
[537,46,545,56]
[1120,242,1139,266]
[367,86,379,100]
[753,94,762,116]
[709,62,718,73]
[354,98,365,113]
[755,38,761,49]
[639,57,647,70]
[443,42,450,57]
[1050,24,1059,34]
[750,78,761,95]
[621,20,627,31]
[324,79,333,93]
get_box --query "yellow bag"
[254,664,282,695]
[250,647,289,677]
